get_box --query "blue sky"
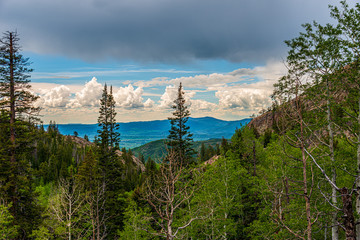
[0,0,343,123]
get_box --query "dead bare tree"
[83,181,107,240]
[144,151,199,240]
[49,178,88,240]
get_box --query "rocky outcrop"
[67,135,95,146]
[248,110,276,134]
[115,150,145,172]
[204,155,219,165]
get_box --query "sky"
[0,0,345,123]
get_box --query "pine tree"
[108,86,120,149]
[199,142,206,162]
[97,84,120,150]
[96,84,124,238]
[97,84,110,149]
[166,82,194,164]
[0,31,41,238]
[0,31,39,160]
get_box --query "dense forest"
[1,1,360,239]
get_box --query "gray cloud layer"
[1,0,339,63]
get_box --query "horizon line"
[41,116,253,125]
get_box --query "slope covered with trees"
[132,138,222,162]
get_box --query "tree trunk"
[8,32,17,220]
[331,182,339,240]
[9,32,15,164]
[356,95,360,240]
[298,94,312,240]
[167,223,173,240]
[339,187,356,240]
[302,153,312,240]
[327,80,338,240]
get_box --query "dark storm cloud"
[0,0,340,63]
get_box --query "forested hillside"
[132,138,223,162]
[1,1,360,240]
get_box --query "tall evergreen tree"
[97,84,110,149]
[108,86,120,149]
[166,82,194,164]
[0,31,41,238]
[96,84,124,238]
[97,84,120,150]
[0,31,39,162]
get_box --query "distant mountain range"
[45,117,251,149]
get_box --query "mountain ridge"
[45,116,251,148]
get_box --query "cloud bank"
[34,60,285,123]
[0,0,339,63]
[36,85,71,108]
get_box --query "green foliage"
[0,104,42,238]
[34,182,54,208]
[269,1,360,239]
[121,148,142,191]
[132,138,222,162]
[29,226,52,240]
[198,141,220,162]
[173,126,263,239]
[199,142,206,162]
[0,202,19,239]
[32,123,86,183]
[83,134,89,141]
[0,153,42,238]
[118,192,154,240]
[191,156,247,239]
[220,137,230,155]
[228,126,263,176]
[0,36,41,238]
[76,149,102,191]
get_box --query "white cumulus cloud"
[36,85,71,108]
[158,85,194,109]
[190,99,217,111]
[158,85,214,112]
[67,77,103,108]
[216,88,272,111]
[158,85,177,109]
[113,84,145,109]
[144,98,155,108]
